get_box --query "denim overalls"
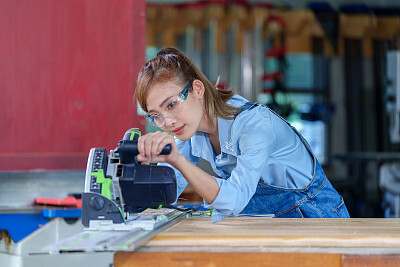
[239,102,350,218]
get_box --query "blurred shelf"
[265,88,327,94]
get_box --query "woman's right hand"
[137,131,181,165]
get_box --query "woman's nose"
[164,116,176,127]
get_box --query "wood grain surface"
[114,218,400,267]
[115,252,341,267]
[343,255,400,267]
[146,218,400,249]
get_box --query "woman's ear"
[191,79,205,99]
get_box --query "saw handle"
[160,144,172,154]
[118,140,171,164]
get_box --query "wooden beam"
[370,17,400,40]
[147,218,400,249]
[114,252,341,267]
[343,255,400,267]
[114,218,400,267]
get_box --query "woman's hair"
[136,47,240,126]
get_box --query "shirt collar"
[190,119,235,159]
[218,116,235,155]
[218,95,248,155]
[191,95,248,157]
[190,131,211,158]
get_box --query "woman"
[135,47,350,222]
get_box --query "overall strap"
[268,106,315,159]
[236,102,259,116]
[238,102,315,158]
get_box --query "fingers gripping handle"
[119,141,171,156]
[118,128,171,164]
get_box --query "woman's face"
[146,80,205,141]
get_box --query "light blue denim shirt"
[163,95,314,222]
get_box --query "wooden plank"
[157,218,400,237]
[148,235,400,249]
[343,255,400,267]
[114,218,400,266]
[146,218,400,249]
[114,252,341,267]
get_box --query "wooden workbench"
[114,218,400,267]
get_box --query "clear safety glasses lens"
[147,98,185,127]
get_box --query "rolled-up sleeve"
[203,108,275,222]
[203,149,271,222]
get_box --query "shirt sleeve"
[203,108,275,222]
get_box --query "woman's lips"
[172,125,185,135]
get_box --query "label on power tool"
[89,148,108,194]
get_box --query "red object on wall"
[0,0,146,170]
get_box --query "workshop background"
[1,0,400,220]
